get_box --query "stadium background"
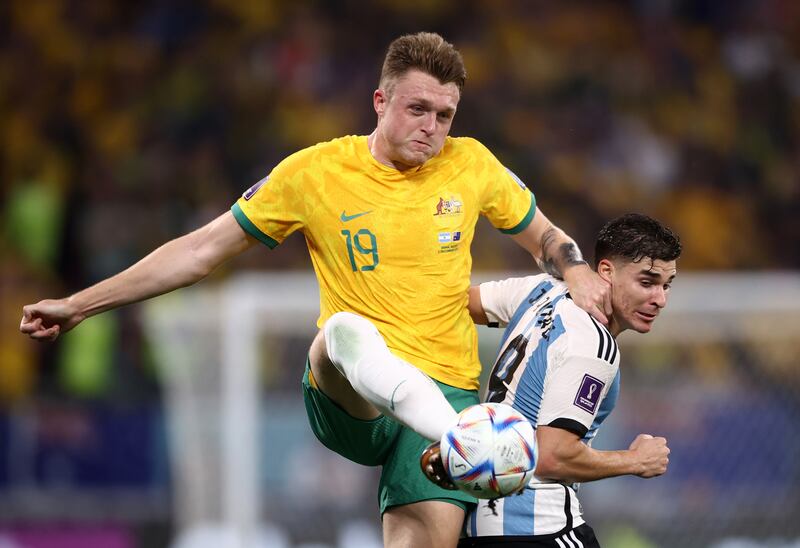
[1,1,799,547]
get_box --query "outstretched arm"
[20,211,255,341]
[534,425,669,484]
[511,207,612,324]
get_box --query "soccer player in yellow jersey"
[21,33,611,547]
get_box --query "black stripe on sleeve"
[547,418,589,438]
[590,315,618,365]
[609,338,618,363]
[590,316,605,359]
[603,329,614,362]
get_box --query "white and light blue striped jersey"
[466,274,621,538]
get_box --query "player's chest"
[307,179,478,268]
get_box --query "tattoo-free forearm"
[535,426,640,483]
[69,211,252,318]
[68,233,213,318]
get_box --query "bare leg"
[383,501,465,548]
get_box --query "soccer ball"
[440,403,537,499]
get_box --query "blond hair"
[380,32,466,94]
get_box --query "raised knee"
[324,312,381,348]
[323,312,385,376]
[326,311,374,332]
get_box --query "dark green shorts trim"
[302,360,479,514]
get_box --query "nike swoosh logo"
[389,380,407,412]
[340,210,372,222]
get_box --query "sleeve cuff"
[231,202,280,249]
[499,191,536,235]
[547,418,589,438]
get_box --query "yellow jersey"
[232,135,535,390]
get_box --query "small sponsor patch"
[452,231,461,241]
[573,374,604,414]
[243,175,269,200]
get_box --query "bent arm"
[511,207,588,281]
[534,425,669,484]
[467,285,488,325]
[21,211,255,340]
[511,207,611,323]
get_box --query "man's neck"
[367,130,415,171]
[608,317,623,338]
[367,130,393,169]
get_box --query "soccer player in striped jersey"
[452,213,682,547]
[20,33,612,547]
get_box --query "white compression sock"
[324,311,458,442]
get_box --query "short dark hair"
[380,32,466,94]
[594,213,682,267]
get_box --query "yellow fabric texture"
[233,135,535,389]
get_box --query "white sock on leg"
[324,311,458,441]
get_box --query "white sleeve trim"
[479,275,548,327]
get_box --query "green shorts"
[302,360,479,514]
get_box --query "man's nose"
[421,112,437,134]
[653,287,667,308]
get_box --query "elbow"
[534,444,583,482]
[182,250,212,285]
[534,426,588,482]
[188,251,218,284]
[187,263,213,285]
[184,234,219,284]
[467,286,488,325]
[534,452,563,480]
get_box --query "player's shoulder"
[273,135,362,175]
[445,136,493,155]
[480,273,555,308]
[557,298,619,365]
[480,274,565,327]
[440,138,522,192]
[315,134,363,154]
[482,273,549,293]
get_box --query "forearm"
[512,209,610,322]
[67,212,251,319]
[67,232,212,318]
[535,226,588,280]
[535,441,641,484]
[511,209,588,281]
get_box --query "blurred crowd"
[1,0,799,396]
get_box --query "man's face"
[601,257,677,334]
[373,69,460,170]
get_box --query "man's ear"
[374,89,387,116]
[597,258,614,284]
